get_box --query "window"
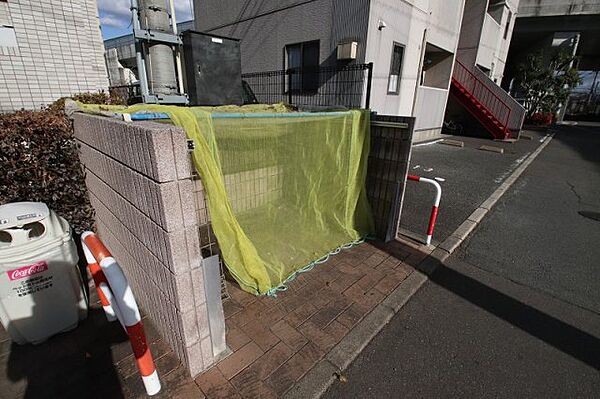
[285,40,319,93]
[503,10,512,39]
[0,26,17,48]
[387,43,404,94]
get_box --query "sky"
[98,0,194,39]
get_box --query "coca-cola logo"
[7,261,48,281]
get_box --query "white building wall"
[477,0,519,83]
[0,0,108,113]
[364,0,464,139]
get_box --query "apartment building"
[195,0,465,142]
[457,0,519,84]
[444,0,525,140]
[194,0,526,141]
[0,0,108,113]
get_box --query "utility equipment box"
[182,30,243,106]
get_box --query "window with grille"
[387,43,404,94]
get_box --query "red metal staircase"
[450,60,523,140]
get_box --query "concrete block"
[143,123,178,183]
[479,145,504,154]
[440,139,464,147]
[179,309,200,346]
[178,180,197,229]
[438,235,463,254]
[326,304,394,370]
[200,335,215,370]
[195,302,211,340]
[185,227,202,270]
[453,219,477,240]
[174,272,195,313]
[186,341,205,378]
[171,127,192,179]
[74,114,178,182]
[78,142,185,232]
[467,207,488,224]
[381,270,428,312]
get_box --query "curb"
[285,132,555,399]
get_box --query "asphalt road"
[325,124,600,398]
[400,131,548,243]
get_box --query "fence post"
[286,69,293,105]
[365,62,373,109]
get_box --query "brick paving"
[0,240,428,398]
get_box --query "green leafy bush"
[0,92,125,233]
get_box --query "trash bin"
[0,202,88,344]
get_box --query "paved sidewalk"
[0,287,192,399]
[196,241,425,398]
[1,239,429,398]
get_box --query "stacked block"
[73,113,227,377]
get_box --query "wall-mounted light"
[378,19,387,30]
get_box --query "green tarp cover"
[79,103,373,295]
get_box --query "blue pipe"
[211,111,351,119]
[128,110,351,121]
[128,112,170,120]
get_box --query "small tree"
[517,50,581,121]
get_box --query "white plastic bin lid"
[0,202,70,258]
[0,202,49,230]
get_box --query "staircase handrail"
[452,59,511,136]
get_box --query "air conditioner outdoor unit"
[337,41,358,60]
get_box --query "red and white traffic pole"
[407,175,442,246]
[81,241,118,323]
[81,232,161,396]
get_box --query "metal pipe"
[169,0,185,95]
[406,175,442,246]
[139,0,177,96]
[131,0,150,98]
[126,111,353,121]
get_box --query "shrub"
[0,109,93,233]
[0,91,125,233]
[47,91,126,114]
[527,111,554,126]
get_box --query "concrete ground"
[0,236,428,399]
[325,124,600,398]
[401,131,549,243]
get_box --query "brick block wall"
[73,113,226,377]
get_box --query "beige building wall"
[0,0,108,112]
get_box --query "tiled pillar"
[73,113,227,377]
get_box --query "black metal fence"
[367,115,415,242]
[109,84,141,105]
[242,63,373,109]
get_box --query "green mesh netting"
[78,103,373,295]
